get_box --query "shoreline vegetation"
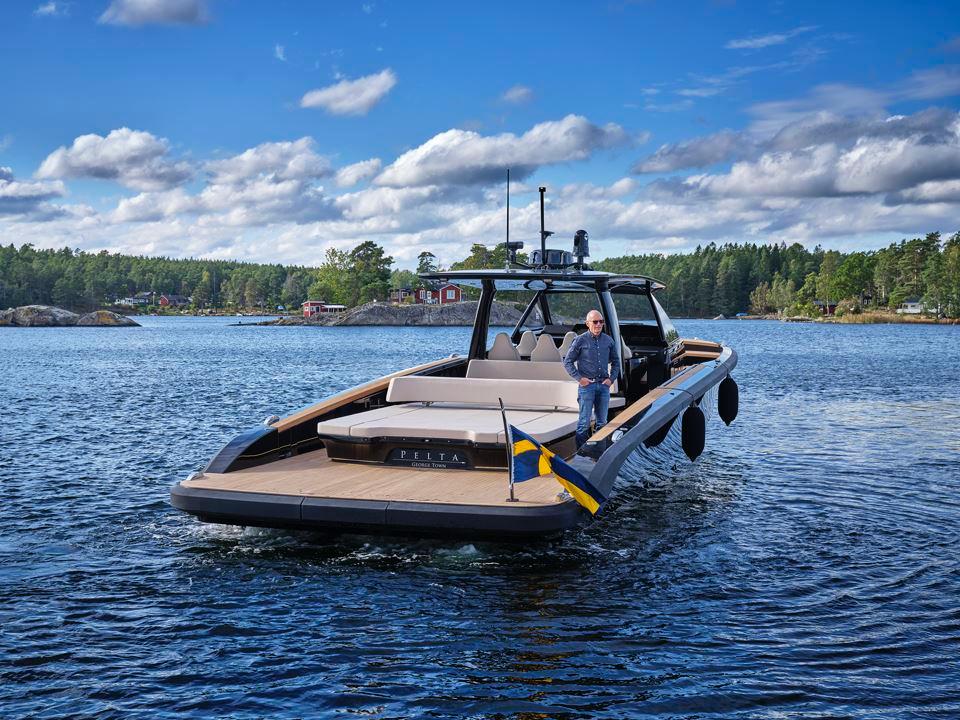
[1,231,959,322]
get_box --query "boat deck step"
[183,448,565,508]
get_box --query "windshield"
[544,290,604,326]
[611,291,657,324]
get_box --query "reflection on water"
[2,317,959,718]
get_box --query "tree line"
[0,241,394,312]
[2,231,958,317]
[595,232,960,318]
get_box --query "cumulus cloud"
[634,130,752,173]
[678,111,960,199]
[111,188,197,223]
[747,67,960,135]
[300,69,397,115]
[375,114,630,187]
[0,166,66,219]
[205,137,330,184]
[34,2,68,17]
[335,158,382,187]
[725,26,817,50]
[112,138,339,226]
[501,85,533,104]
[36,128,192,191]
[886,179,960,205]
[634,105,960,174]
[99,0,208,26]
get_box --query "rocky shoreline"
[0,305,140,327]
[259,300,524,327]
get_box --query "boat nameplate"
[386,448,471,470]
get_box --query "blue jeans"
[576,382,610,448]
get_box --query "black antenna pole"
[539,186,547,264]
[506,168,510,248]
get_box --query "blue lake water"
[2,317,959,718]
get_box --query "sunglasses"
[588,320,604,325]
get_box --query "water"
[2,317,959,718]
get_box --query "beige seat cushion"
[558,331,577,357]
[387,376,579,410]
[318,404,578,444]
[530,334,562,362]
[487,332,520,361]
[516,330,537,357]
[466,359,574,381]
[464,359,624,406]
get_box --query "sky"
[1,0,959,269]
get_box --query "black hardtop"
[419,268,665,293]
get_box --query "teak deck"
[183,448,564,507]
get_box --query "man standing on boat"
[563,310,620,450]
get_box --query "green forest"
[2,231,959,318]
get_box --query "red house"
[159,294,189,307]
[302,300,346,317]
[415,283,462,305]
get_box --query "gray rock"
[76,310,140,327]
[0,305,80,327]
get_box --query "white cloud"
[887,179,960,205]
[111,188,197,223]
[274,44,286,62]
[375,114,630,187]
[10,103,960,268]
[677,111,960,199]
[634,104,960,174]
[747,67,960,135]
[109,138,338,226]
[676,87,724,98]
[34,2,68,17]
[725,26,817,50]
[300,69,397,115]
[335,158,382,187]
[501,85,533,104]
[36,128,192,191]
[205,137,330,184]
[99,0,208,26]
[0,166,66,218]
[634,130,750,173]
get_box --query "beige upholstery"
[621,337,632,360]
[530,334,562,362]
[387,376,579,410]
[318,404,577,444]
[558,331,577,357]
[317,369,627,444]
[516,330,537,357]
[464,359,624,406]
[467,359,574,381]
[487,332,520,361]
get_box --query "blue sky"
[2,0,959,268]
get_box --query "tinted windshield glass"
[543,290,604,325]
[652,295,678,344]
[612,291,657,324]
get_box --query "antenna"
[506,168,510,247]
[538,186,553,266]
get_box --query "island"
[0,305,140,327]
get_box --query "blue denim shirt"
[563,331,620,383]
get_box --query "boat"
[171,190,739,539]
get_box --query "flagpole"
[499,397,517,502]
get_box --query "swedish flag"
[510,426,606,515]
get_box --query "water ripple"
[2,318,960,718]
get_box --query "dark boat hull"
[170,483,582,540]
